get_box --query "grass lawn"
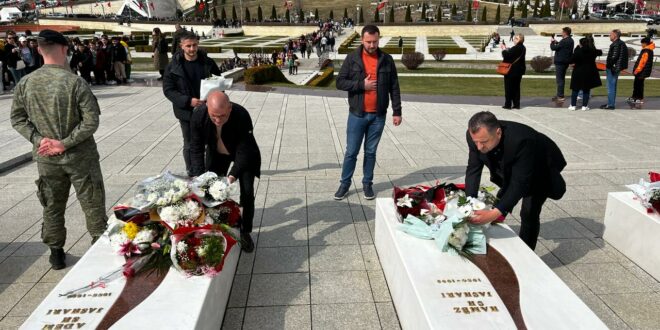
[265,76,660,98]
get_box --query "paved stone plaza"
[1,85,660,329]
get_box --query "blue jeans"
[555,63,568,97]
[606,69,619,107]
[571,89,590,107]
[8,67,25,85]
[340,112,386,186]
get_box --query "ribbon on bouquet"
[398,215,487,255]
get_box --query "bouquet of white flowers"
[158,199,204,229]
[191,172,239,207]
[129,172,191,210]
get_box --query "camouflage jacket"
[10,64,101,164]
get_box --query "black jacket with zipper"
[606,39,628,73]
[335,45,402,117]
[162,50,221,121]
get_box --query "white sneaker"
[568,105,576,111]
[581,106,590,111]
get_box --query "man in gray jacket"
[334,24,402,200]
[550,27,574,102]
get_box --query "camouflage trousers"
[36,159,108,249]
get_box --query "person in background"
[121,36,133,83]
[5,33,25,85]
[567,37,602,111]
[628,37,655,104]
[550,27,574,102]
[600,29,628,110]
[500,34,526,109]
[27,38,43,71]
[152,28,169,81]
[110,37,127,84]
[92,42,107,85]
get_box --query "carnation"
[133,229,156,245]
[176,241,188,253]
[110,232,130,254]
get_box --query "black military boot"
[49,248,66,270]
[240,233,255,253]
[91,236,100,245]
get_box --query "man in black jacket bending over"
[465,111,567,250]
[163,31,222,176]
[190,90,261,252]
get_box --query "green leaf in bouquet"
[457,195,469,207]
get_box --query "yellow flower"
[123,222,139,240]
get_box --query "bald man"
[189,91,261,252]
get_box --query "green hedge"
[380,47,416,54]
[337,32,359,54]
[428,47,467,54]
[133,45,222,53]
[308,68,334,87]
[244,65,290,85]
[229,46,282,53]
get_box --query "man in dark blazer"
[465,111,566,250]
[189,91,261,252]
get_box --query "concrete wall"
[529,22,648,34]
[39,19,214,34]
[353,25,499,37]
[241,25,319,37]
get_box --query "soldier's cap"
[37,29,68,46]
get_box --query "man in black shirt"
[163,31,221,176]
[190,91,261,252]
[465,111,567,250]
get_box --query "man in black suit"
[189,90,261,252]
[465,111,567,250]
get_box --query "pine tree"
[421,3,427,21]
[211,0,217,20]
[285,8,290,22]
[329,10,334,20]
[481,6,488,22]
[344,7,348,19]
[582,1,589,18]
[553,0,560,11]
[451,4,457,16]
[245,7,250,21]
[257,5,262,22]
[390,6,395,22]
[315,8,319,20]
[466,2,473,21]
[405,5,412,22]
[271,5,276,20]
[532,0,539,17]
[231,4,237,20]
[221,6,226,20]
[509,4,514,19]
[522,3,528,18]
[359,7,364,23]
[374,7,379,22]
[298,8,303,22]
[437,5,442,21]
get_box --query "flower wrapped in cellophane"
[170,225,238,277]
[626,171,660,214]
[191,172,239,207]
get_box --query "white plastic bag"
[200,76,233,100]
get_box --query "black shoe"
[363,183,375,200]
[91,236,100,245]
[334,183,350,200]
[599,104,615,110]
[156,77,163,81]
[240,233,254,253]
[512,106,521,109]
[49,248,66,270]
[502,105,512,110]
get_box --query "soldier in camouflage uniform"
[10,30,107,270]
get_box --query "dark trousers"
[554,63,568,97]
[94,68,106,84]
[632,76,645,100]
[571,89,591,107]
[504,74,522,108]
[179,119,192,176]
[518,194,547,250]
[209,155,255,234]
[80,68,92,83]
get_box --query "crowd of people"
[499,26,655,110]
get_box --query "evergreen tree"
[421,3,427,20]
[481,6,488,22]
[532,0,539,17]
[221,6,226,20]
[466,2,473,21]
[572,0,578,15]
[245,7,251,21]
[582,1,589,18]
[495,5,500,22]
[553,0,560,11]
[359,7,364,23]
[522,3,528,17]
[437,5,442,21]
[451,3,457,16]
[257,5,262,22]
[329,9,334,20]
[390,6,395,22]
[298,8,303,22]
[315,8,319,20]
[374,7,379,22]
[405,5,412,22]
[211,0,217,20]
[271,5,276,20]
[344,7,348,19]
[231,4,237,20]
[285,8,290,22]
[509,4,514,19]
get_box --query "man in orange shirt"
[335,25,402,200]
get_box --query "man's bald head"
[207,90,232,127]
